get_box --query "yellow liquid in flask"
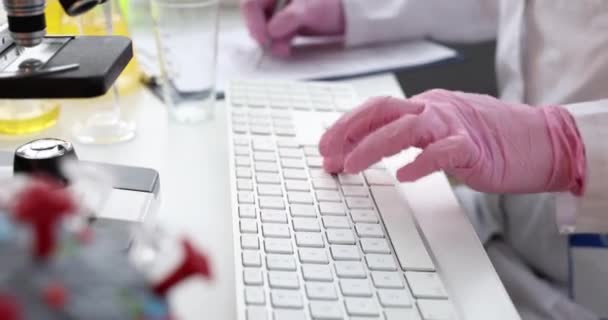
[0,101,61,135]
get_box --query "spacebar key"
[370,186,435,271]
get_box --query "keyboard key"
[258,184,283,196]
[417,299,455,320]
[315,190,341,202]
[371,271,404,288]
[259,196,285,209]
[288,191,314,204]
[345,197,374,209]
[263,223,291,238]
[360,238,391,254]
[319,202,346,216]
[237,168,253,178]
[285,180,310,191]
[299,248,329,264]
[235,146,251,156]
[350,210,378,223]
[236,156,252,167]
[271,290,303,308]
[279,148,303,159]
[341,186,368,197]
[405,272,448,299]
[366,254,398,271]
[295,232,324,248]
[322,217,350,229]
[303,146,320,156]
[254,152,276,162]
[242,251,262,267]
[306,282,338,300]
[384,309,422,320]
[283,169,308,180]
[371,186,435,271]
[273,310,306,320]
[355,224,385,238]
[338,174,365,185]
[335,261,366,279]
[344,297,380,317]
[252,139,276,151]
[293,218,321,232]
[290,204,317,217]
[281,158,305,169]
[275,127,296,137]
[269,271,300,289]
[330,245,361,260]
[233,124,249,134]
[238,191,255,204]
[306,157,323,168]
[277,139,299,148]
[377,289,412,308]
[247,307,268,320]
[364,169,394,185]
[250,125,272,135]
[339,279,372,297]
[261,210,288,223]
[238,179,254,191]
[312,178,338,190]
[240,219,258,233]
[255,162,279,173]
[244,268,264,285]
[242,235,260,249]
[245,287,266,305]
[326,229,356,245]
[257,173,281,184]
[267,255,297,271]
[309,168,332,178]
[239,205,257,218]
[233,136,249,146]
[302,264,333,282]
[265,239,293,254]
[309,302,343,320]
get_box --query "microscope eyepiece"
[59,0,100,16]
[3,0,46,47]
[2,0,102,47]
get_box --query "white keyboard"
[227,80,456,320]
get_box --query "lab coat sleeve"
[342,0,499,47]
[556,99,608,233]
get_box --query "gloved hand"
[240,0,345,57]
[319,89,586,194]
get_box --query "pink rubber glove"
[319,89,586,195]
[240,0,345,57]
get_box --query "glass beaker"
[151,0,219,123]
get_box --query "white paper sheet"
[216,29,458,91]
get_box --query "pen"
[255,0,288,68]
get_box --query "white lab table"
[0,73,404,320]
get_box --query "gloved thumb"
[396,135,473,182]
[268,1,306,39]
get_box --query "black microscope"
[0,0,132,98]
[0,0,160,246]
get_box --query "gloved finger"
[343,114,422,173]
[319,96,423,157]
[240,0,275,46]
[323,155,344,174]
[270,35,295,57]
[396,134,475,182]
[268,1,306,39]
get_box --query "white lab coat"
[341,0,608,319]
